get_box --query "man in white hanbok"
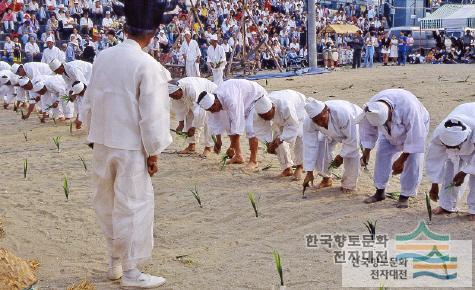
[31,75,72,122]
[426,103,475,221]
[1,71,18,109]
[180,30,201,77]
[303,99,363,193]
[12,62,53,119]
[80,0,174,287]
[359,89,429,208]
[253,89,306,179]
[49,59,92,128]
[168,77,218,156]
[198,79,267,170]
[207,34,226,85]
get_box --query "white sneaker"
[121,273,166,288]
[107,265,123,280]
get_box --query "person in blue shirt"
[397,31,407,65]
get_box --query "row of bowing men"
[2,65,473,220]
[168,77,474,220]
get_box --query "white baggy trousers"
[92,144,154,270]
[438,158,475,214]
[374,136,424,197]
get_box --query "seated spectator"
[18,20,34,44]
[91,0,104,25]
[61,11,77,39]
[2,36,14,63]
[13,37,22,64]
[101,11,113,30]
[46,15,60,40]
[80,11,93,35]
[70,0,83,22]
[2,8,15,33]
[25,36,41,62]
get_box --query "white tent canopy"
[421,4,475,29]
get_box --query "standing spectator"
[207,34,226,85]
[41,37,64,63]
[397,31,407,66]
[381,38,390,66]
[18,20,34,44]
[80,11,93,35]
[25,36,41,62]
[363,31,376,68]
[351,30,364,69]
[180,31,201,77]
[389,34,398,64]
[406,33,414,56]
[2,8,15,33]
[462,30,474,53]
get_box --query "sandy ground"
[1,64,474,289]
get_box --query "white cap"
[70,40,79,46]
[46,36,54,43]
[255,95,273,114]
[168,83,180,95]
[210,34,218,41]
[184,30,191,36]
[11,63,21,74]
[360,101,389,126]
[305,99,325,118]
[106,10,111,14]
[18,77,30,87]
[70,82,85,95]
[32,80,46,93]
[49,59,62,71]
[197,92,215,110]
[439,119,471,146]
[58,4,65,9]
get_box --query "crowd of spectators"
[0,0,473,73]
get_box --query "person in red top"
[2,7,15,33]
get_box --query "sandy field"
[1,64,474,289]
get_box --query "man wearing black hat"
[81,0,176,288]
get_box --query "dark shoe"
[364,189,386,204]
[396,195,409,208]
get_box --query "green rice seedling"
[79,156,87,172]
[69,121,73,135]
[170,129,188,138]
[23,159,28,179]
[220,154,230,170]
[60,95,71,103]
[364,220,377,240]
[63,175,70,200]
[272,250,284,286]
[327,161,342,180]
[52,117,57,125]
[425,193,432,222]
[53,136,61,152]
[23,132,28,142]
[189,186,202,208]
[211,135,217,144]
[379,281,386,290]
[20,109,25,119]
[248,192,259,217]
[385,191,400,200]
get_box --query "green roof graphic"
[396,221,450,241]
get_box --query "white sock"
[124,268,141,279]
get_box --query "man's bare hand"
[187,127,196,137]
[176,121,184,133]
[147,155,159,177]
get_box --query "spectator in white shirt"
[102,11,113,29]
[25,36,41,62]
[2,36,14,63]
[41,37,65,63]
[80,11,94,35]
